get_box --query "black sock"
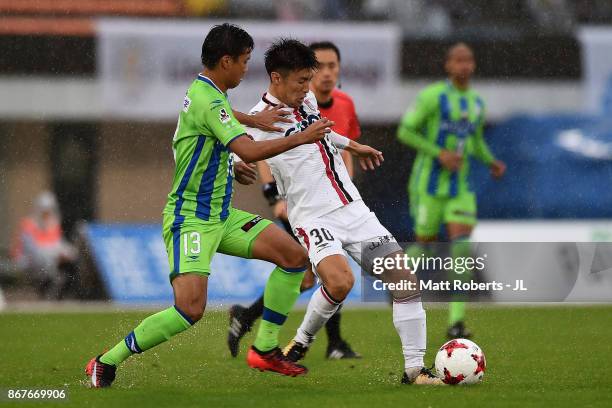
[242,295,265,326]
[325,305,343,345]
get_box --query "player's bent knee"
[171,273,207,323]
[344,273,356,295]
[326,272,354,300]
[279,245,309,271]
[179,303,205,323]
[174,294,207,323]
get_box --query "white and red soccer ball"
[434,339,486,385]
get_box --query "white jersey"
[246,91,362,227]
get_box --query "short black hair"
[309,41,341,62]
[201,23,254,69]
[264,38,319,77]
[445,42,473,61]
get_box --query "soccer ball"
[434,339,486,385]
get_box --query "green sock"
[100,306,192,366]
[253,266,305,352]
[448,236,472,326]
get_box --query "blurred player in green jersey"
[397,43,506,339]
[85,23,335,387]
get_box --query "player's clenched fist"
[298,118,335,144]
[489,159,506,179]
[438,149,463,172]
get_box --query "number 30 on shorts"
[182,232,201,255]
[310,228,334,245]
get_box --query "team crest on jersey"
[219,108,231,124]
[284,107,321,137]
[182,96,191,113]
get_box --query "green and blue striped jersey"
[163,74,246,224]
[398,81,495,197]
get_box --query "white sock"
[393,297,426,375]
[295,286,341,345]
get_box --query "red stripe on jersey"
[295,227,310,251]
[316,141,349,205]
[320,139,353,202]
[293,108,304,123]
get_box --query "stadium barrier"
[96,18,400,120]
[82,221,612,305]
[473,221,612,302]
[82,222,366,305]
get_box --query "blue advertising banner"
[85,223,374,304]
[471,114,612,219]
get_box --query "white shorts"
[292,200,402,270]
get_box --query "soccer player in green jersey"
[397,43,506,338]
[85,23,334,387]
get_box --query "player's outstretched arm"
[230,118,334,163]
[397,122,442,157]
[328,132,383,171]
[397,90,442,157]
[345,140,384,171]
[233,105,292,132]
[472,124,495,165]
[398,108,462,172]
[472,120,506,179]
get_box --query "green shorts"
[410,191,477,238]
[162,207,273,281]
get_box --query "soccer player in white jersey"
[245,39,443,385]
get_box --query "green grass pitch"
[1,305,611,407]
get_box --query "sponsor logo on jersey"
[183,96,191,112]
[283,106,321,137]
[366,235,397,251]
[440,119,477,137]
[219,108,231,124]
[241,215,263,232]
